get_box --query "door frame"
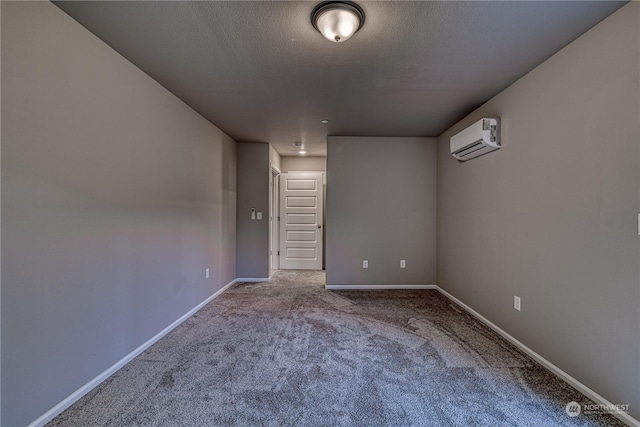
[269,163,281,275]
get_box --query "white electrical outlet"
[363,260,368,269]
[514,295,521,311]
[257,212,263,220]
[400,260,406,268]
[205,268,210,279]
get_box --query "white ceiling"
[54,1,625,156]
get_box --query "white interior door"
[279,172,323,270]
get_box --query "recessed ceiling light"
[321,119,329,124]
[299,150,307,155]
[311,1,365,43]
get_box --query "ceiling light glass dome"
[311,1,365,43]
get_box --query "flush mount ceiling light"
[311,1,365,43]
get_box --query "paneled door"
[279,172,323,270]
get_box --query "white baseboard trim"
[28,279,238,427]
[326,284,437,290]
[235,277,270,283]
[435,286,639,427]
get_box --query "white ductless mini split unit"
[450,118,501,161]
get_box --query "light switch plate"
[257,212,263,220]
[514,296,521,311]
[363,260,368,269]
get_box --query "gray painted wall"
[1,2,237,425]
[281,156,326,173]
[326,137,437,286]
[236,143,270,278]
[269,144,281,171]
[436,3,639,419]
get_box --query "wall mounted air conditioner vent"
[450,118,500,161]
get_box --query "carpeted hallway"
[48,271,624,426]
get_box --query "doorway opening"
[269,165,280,277]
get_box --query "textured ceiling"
[54,1,625,156]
